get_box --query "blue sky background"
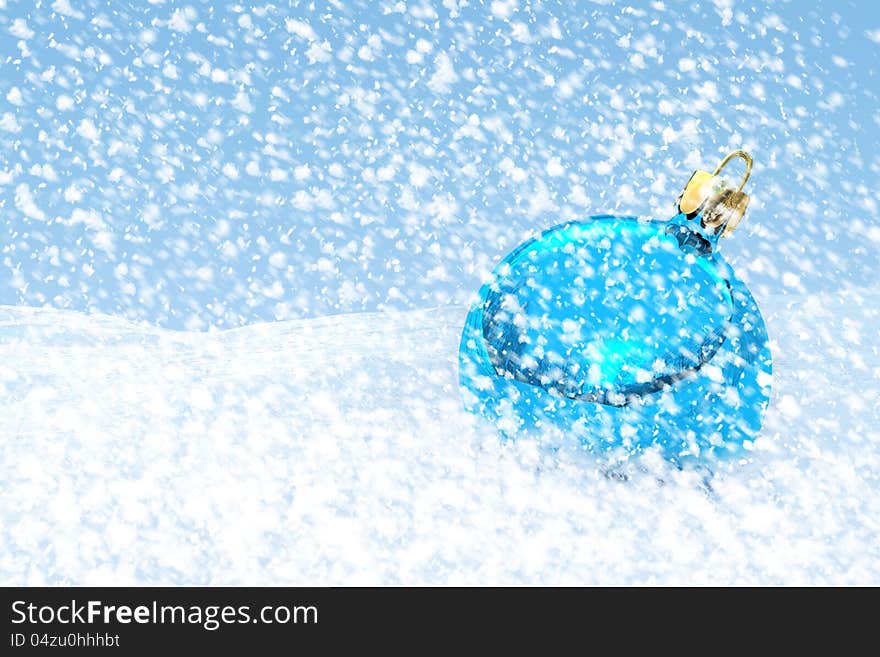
[1,0,878,330]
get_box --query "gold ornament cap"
[677,150,753,237]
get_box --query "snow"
[0,0,879,584]
[1,288,878,585]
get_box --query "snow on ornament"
[458,150,772,459]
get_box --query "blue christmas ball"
[458,211,772,459]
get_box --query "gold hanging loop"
[711,150,752,194]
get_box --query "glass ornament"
[458,151,772,459]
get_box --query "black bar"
[1,587,873,652]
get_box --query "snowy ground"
[1,288,878,585]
